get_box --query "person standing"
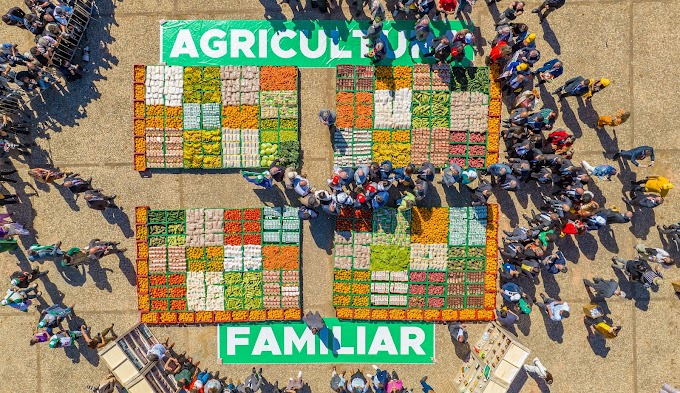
[635,244,674,268]
[81,323,118,349]
[319,109,336,130]
[241,170,274,189]
[598,109,630,128]
[495,306,519,328]
[622,193,664,209]
[410,15,431,42]
[658,223,680,244]
[84,189,118,211]
[419,376,436,393]
[363,20,383,48]
[631,175,673,197]
[448,322,468,343]
[422,35,451,64]
[532,58,563,85]
[365,40,387,64]
[531,0,565,22]
[303,311,326,335]
[330,366,349,393]
[86,373,120,393]
[38,303,74,330]
[541,251,568,274]
[587,319,621,339]
[523,358,553,384]
[583,277,626,300]
[536,293,570,322]
[1,284,40,311]
[62,173,93,199]
[614,145,654,167]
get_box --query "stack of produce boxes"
[333,65,491,169]
[135,206,302,324]
[486,64,502,166]
[133,65,300,170]
[333,205,498,322]
[334,65,374,167]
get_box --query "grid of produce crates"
[135,206,302,324]
[333,205,499,322]
[133,65,300,171]
[486,64,502,167]
[334,65,497,170]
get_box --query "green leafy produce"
[469,67,490,94]
[432,118,449,127]
[244,297,263,309]
[369,245,409,271]
[261,131,279,142]
[225,285,243,297]
[148,237,165,247]
[412,118,429,128]
[260,119,278,131]
[280,119,298,130]
[279,140,300,165]
[148,211,165,223]
[167,236,185,246]
[167,210,185,222]
[148,225,165,235]
[224,273,243,285]
[184,67,201,84]
[432,92,450,105]
[168,224,184,235]
[279,130,298,141]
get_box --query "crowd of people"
[1,0,87,92]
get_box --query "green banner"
[217,318,435,364]
[160,20,474,67]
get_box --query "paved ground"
[0,0,679,392]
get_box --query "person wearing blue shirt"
[487,163,511,185]
[533,58,563,84]
[542,251,568,274]
[417,161,435,182]
[614,145,654,167]
[393,164,415,188]
[379,160,393,180]
[552,76,590,100]
[537,293,570,322]
[371,191,389,210]
[500,282,523,303]
[442,162,462,187]
[581,160,617,181]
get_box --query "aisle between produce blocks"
[135,206,302,324]
[133,65,300,171]
[333,205,499,322]
[334,65,502,170]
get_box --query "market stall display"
[456,322,531,393]
[133,65,300,170]
[333,205,499,322]
[135,206,302,324]
[333,65,493,169]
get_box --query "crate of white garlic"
[133,65,300,171]
[135,206,303,325]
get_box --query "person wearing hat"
[532,58,563,85]
[284,168,297,190]
[328,175,343,192]
[298,206,319,221]
[582,277,626,300]
[38,303,74,331]
[409,14,431,42]
[495,306,519,328]
[542,250,568,275]
[333,191,354,208]
[363,20,383,47]
[511,32,536,52]
[315,189,332,205]
[48,328,84,349]
[364,183,378,198]
[354,164,370,187]
[241,170,273,189]
[537,293,570,322]
[531,0,565,22]
[318,108,336,129]
[631,175,672,197]
[371,191,389,211]
[365,39,387,64]
[582,78,610,100]
[353,193,371,210]
[518,48,541,66]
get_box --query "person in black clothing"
[658,223,680,244]
[597,208,632,224]
[500,242,524,262]
[622,193,663,209]
[269,158,286,184]
[531,0,565,22]
[423,35,451,64]
[583,277,625,300]
[611,257,647,282]
[472,177,493,206]
[84,189,117,211]
[519,258,541,283]
[62,173,93,199]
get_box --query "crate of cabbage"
[135,206,303,324]
[332,206,499,322]
[134,65,300,170]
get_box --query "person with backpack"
[10,266,46,288]
[38,303,74,331]
[1,284,41,312]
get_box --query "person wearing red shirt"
[562,220,585,236]
[436,0,458,19]
[488,41,511,65]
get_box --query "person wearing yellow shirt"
[632,176,674,198]
[598,109,630,128]
[588,320,621,339]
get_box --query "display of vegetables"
[135,65,299,170]
[137,207,302,323]
[332,206,497,319]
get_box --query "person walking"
[365,40,387,64]
[298,206,319,221]
[523,358,553,384]
[48,328,85,348]
[241,170,273,189]
[622,193,663,209]
[635,244,674,268]
[419,376,436,393]
[598,109,630,128]
[448,322,468,343]
[293,174,311,197]
[586,317,621,339]
[38,303,74,330]
[410,15,431,42]
[397,190,416,212]
[27,242,63,262]
[536,293,570,322]
[612,256,663,288]
[363,20,383,48]
[613,145,654,167]
[62,172,93,199]
[318,108,336,129]
[532,58,563,85]
[1,284,40,311]
[495,306,519,328]
[84,189,118,211]
[531,0,565,22]
[9,266,45,288]
[422,35,451,64]
[658,223,680,244]
[81,323,117,349]
[303,311,326,335]
[583,277,625,300]
[330,366,349,393]
[86,373,119,393]
[552,76,608,101]
[365,365,388,393]
[28,167,64,184]
[631,175,673,197]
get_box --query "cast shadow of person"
[555,234,580,264]
[507,367,552,393]
[309,214,334,255]
[539,18,560,55]
[56,185,81,212]
[575,232,598,261]
[596,226,619,254]
[539,267,560,299]
[63,313,100,366]
[102,207,134,238]
[320,326,342,357]
[451,336,471,361]
[87,261,113,292]
[495,188,520,227]
[583,317,611,358]
[611,268,650,311]
[555,98,584,139]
